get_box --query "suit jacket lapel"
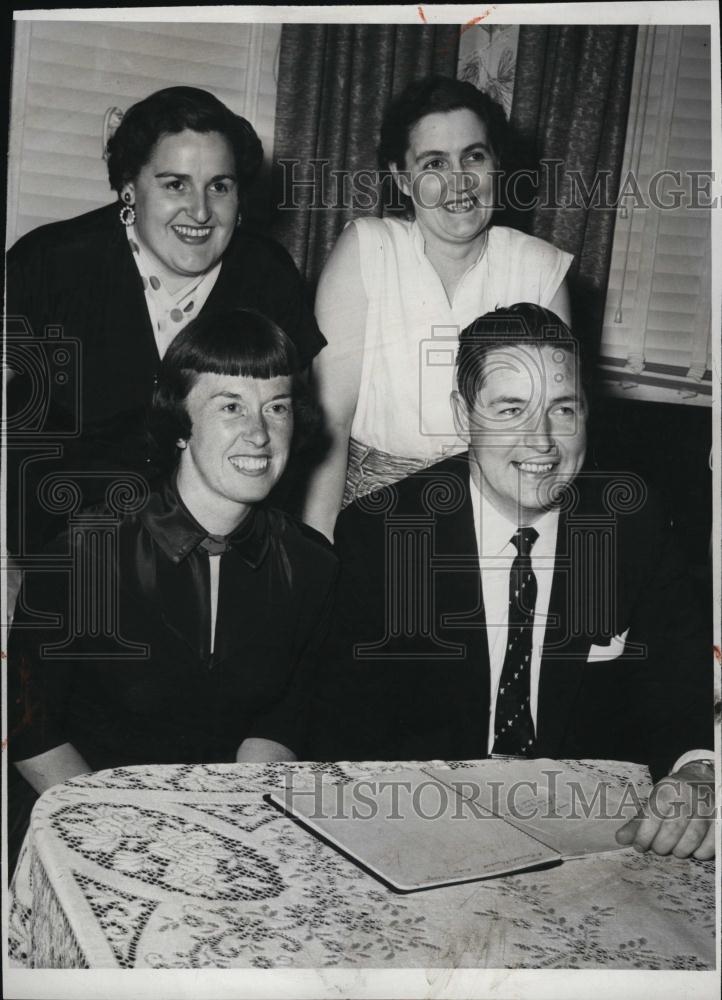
[435,459,486,631]
[535,499,596,757]
[431,457,492,742]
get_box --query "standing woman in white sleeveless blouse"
[303,77,573,541]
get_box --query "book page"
[269,768,561,891]
[423,760,642,859]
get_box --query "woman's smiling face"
[395,108,498,248]
[176,371,294,533]
[122,129,238,288]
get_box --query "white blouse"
[350,217,573,460]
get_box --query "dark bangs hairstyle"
[149,308,319,472]
[107,86,263,192]
[456,303,593,413]
[378,76,509,214]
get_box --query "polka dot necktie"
[492,526,539,756]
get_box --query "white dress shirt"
[469,481,710,770]
[470,486,559,754]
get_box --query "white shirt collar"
[470,472,560,559]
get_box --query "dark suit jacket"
[311,454,712,780]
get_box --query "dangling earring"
[235,210,242,229]
[119,191,136,227]
[176,439,187,450]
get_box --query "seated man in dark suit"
[7,307,337,874]
[311,302,715,859]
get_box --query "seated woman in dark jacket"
[7,307,337,873]
[6,85,324,555]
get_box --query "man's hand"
[615,761,716,859]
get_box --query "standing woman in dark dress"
[6,86,325,558]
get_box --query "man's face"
[453,343,587,524]
[176,371,293,531]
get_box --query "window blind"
[599,25,713,406]
[7,19,281,245]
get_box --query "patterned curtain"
[509,26,638,351]
[272,24,460,288]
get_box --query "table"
[7,759,716,970]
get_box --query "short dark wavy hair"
[456,303,590,411]
[148,308,320,472]
[378,75,508,174]
[107,86,263,192]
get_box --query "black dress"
[7,477,338,872]
[6,203,325,551]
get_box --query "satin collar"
[139,477,270,569]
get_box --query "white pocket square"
[586,628,630,662]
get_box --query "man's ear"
[451,390,471,444]
[389,160,411,199]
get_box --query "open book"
[268,759,641,892]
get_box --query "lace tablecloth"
[7,759,716,970]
